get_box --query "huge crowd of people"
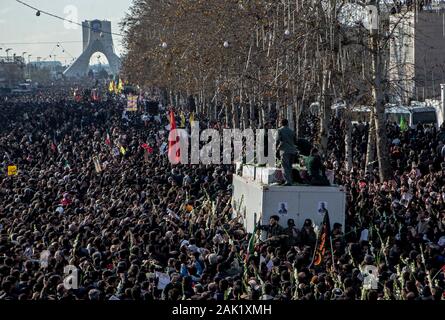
[0,89,444,301]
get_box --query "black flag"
[312,210,332,266]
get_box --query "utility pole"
[5,48,12,60]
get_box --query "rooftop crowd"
[0,90,444,300]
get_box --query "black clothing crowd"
[0,91,444,301]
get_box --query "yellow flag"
[118,79,124,93]
[120,146,126,155]
[108,81,114,93]
[7,165,18,176]
[180,112,186,128]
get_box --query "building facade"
[390,7,445,102]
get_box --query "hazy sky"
[0,0,133,65]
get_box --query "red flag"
[168,111,180,163]
[141,143,153,154]
[50,137,57,153]
[105,132,111,146]
[92,90,100,102]
[74,89,82,102]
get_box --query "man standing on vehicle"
[277,119,298,186]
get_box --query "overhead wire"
[0,41,82,45]
[13,0,123,66]
[15,0,125,37]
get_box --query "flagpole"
[308,228,319,269]
[431,265,445,282]
[330,234,336,272]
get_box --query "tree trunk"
[366,109,376,171]
[259,95,265,128]
[175,91,179,107]
[295,100,301,139]
[345,109,353,172]
[370,11,392,181]
[320,70,331,155]
[169,90,174,106]
[241,103,249,129]
[249,95,256,128]
[232,95,239,128]
[161,88,168,107]
[287,103,294,131]
[225,100,230,127]
[276,99,281,123]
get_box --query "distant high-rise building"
[390,6,445,103]
[0,56,25,88]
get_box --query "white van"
[329,104,371,125]
[385,105,437,128]
[335,104,438,128]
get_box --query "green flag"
[400,116,408,132]
[245,213,258,262]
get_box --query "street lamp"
[27,55,32,79]
[223,41,229,48]
[161,42,168,49]
[5,48,12,59]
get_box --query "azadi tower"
[64,20,121,78]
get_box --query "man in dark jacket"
[305,148,329,186]
[277,119,298,186]
[258,215,286,245]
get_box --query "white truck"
[232,171,346,237]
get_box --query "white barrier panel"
[232,174,346,236]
